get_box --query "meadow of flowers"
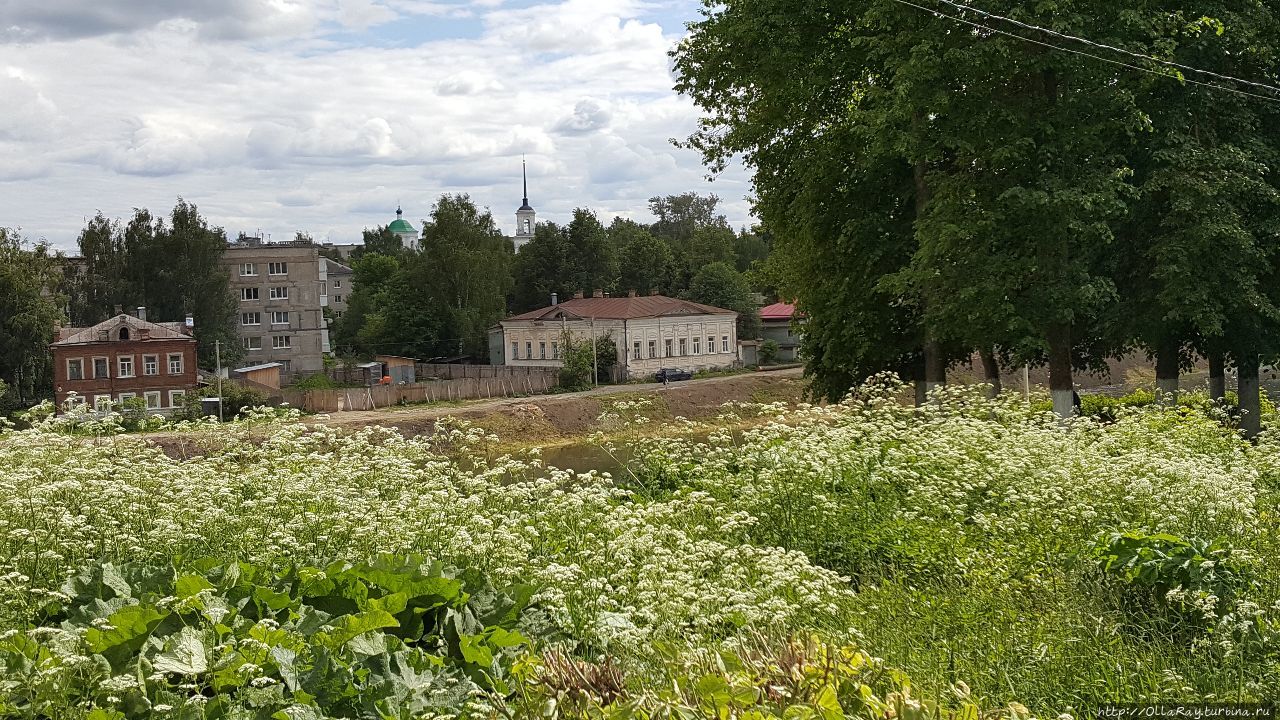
[2,380,1279,717]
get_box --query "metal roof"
[232,362,284,373]
[52,315,194,347]
[504,295,735,322]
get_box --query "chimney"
[627,289,637,298]
[573,291,584,300]
[136,306,146,322]
[592,289,604,298]
[184,313,195,332]
[113,304,123,316]
[650,289,661,296]
[551,292,559,306]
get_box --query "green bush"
[2,555,534,718]
[759,339,779,366]
[292,373,340,390]
[175,383,269,422]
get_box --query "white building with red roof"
[492,290,739,381]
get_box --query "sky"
[0,0,752,252]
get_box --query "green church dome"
[388,206,415,235]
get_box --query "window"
[510,341,518,360]
[93,357,109,379]
[143,355,158,376]
[118,392,135,403]
[693,338,701,355]
[241,312,261,326]
[272,335,292,349]
[118,327,130,341]
[525,341,532,359]
[665,339,673,357]
[94,395,112,411]
[333,280,342,288]
[551,341,559,359]
[241,287,259,301]
[271,311,289,325]
[632,341,641,360]
[539,342,546,360]
[269,287,289,300]
[722,336,730,353]
[243,337,262,351]
[64,395,86,410]
[117,356,134,378]
[269,262,288,275]
[648,340,656,359]
[168,390,186,408]
[240,263,257,276]
[67,358,84,381]
[333,294,343,303]
[168,353,184,375]
[707,336,715,354]
[145,391,162,410]
[679,338,687,356]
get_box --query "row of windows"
[241,336,292,350]
[67,390,187,412]
[510,340,561,361]
[65,353,184,380]
[241,312,290,326]
[632,336,730,360]
[239,287,291,301]
[239,262,289,277]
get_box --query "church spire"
[522,157,529,208]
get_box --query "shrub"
[2,555,534,718]
[292,372,339,390]
[759,339,779,366]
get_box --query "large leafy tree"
[686,261,761,340]
[611,218,674,296]
[511,222,573,312]
[68,200,239,368]
[0,228,65,411]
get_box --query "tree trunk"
[923,339,946,399]
[1208,351,1226,402]
[979,348,1001,398]
[1155,339,1179,405]
[1047,322,1074,418]
[1238,354,1261,440]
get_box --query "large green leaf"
[85,605,166,655]
[151,626,209,675]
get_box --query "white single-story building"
[491,291,739,381]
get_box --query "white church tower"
[513,159,535,253]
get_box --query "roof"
[232,362,284,374]
[52,314,194,347]
[505,295,736,322]
[760,302,798,321]
[518,202,534,212]
[324,258,353,275]
[388,218,415,234]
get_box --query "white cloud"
[0,0,754,249]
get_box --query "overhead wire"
[884,0,1280,105]
[928,0,1280,97]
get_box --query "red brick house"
[50,311,199,413]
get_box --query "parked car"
[655,368,693,383]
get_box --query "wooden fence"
[280,372,557,413]
[316,362,552,385]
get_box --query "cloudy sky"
[0,0,752,252]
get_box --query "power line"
[885,0,1280,105]
[929,0,1280,97]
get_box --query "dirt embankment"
[147,370,807,458]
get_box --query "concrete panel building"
[223,238,330,378]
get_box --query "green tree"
[565,209,617,296]
[0,228,65,411]
[687,261,760,340]
[351,225,404,261]
[67,200,239,368]
[648,193,736,291]
[610,218,673,295]
[511,222,572,312]
[415,194,514,359]
[733,226,770,274]
[331,253,401,356]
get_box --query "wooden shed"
[375,355,417,384]
[232,362,284,390]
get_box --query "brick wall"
[53,338,199,411]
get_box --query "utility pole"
[216,340,224,421]
[590,317,598,387]
[1023,364,1030,405]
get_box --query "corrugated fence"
[281,371,557,413]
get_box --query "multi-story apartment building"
[323,258,353,322]
[223,238,330,377]
[50,309,198,413]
